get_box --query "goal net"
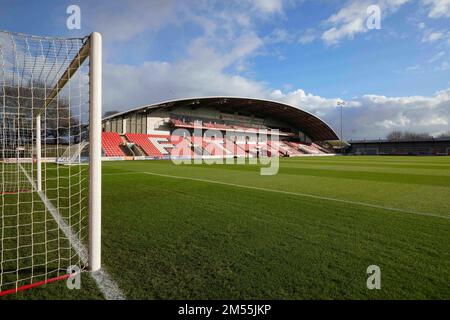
[0,30,102,295]
[0,112,33,194]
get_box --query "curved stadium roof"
[103,96,339,141]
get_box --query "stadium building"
[348,138,450,156]
[101,97,340,159]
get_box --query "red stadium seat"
[102,132,126,157]
[125,133,192,158]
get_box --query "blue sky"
[1,0,449,139]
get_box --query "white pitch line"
[125,170,449,221]
[19,164,125,300]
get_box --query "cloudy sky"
[1,0,449,139]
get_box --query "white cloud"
[322,19,365,45]
[428,51,445,63]
[435,61,450,71]
[321,1,369,45]
[247,0,284,14]
[422,0,450,18]
[321,0,410,45]
[405,65,421,72]
[269,87,450,139]
[265,27,316,46]
[298,29,316,44]
[421,29,450,45]
[102,5,267,108]
[104,60,267,108]
[269,89,361,110]
[375,116,411,129]
[265,28,293,44]
[422,31,445,42]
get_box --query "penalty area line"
[131,171,448,221]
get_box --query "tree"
[386,130,403,141]
[1,81,80,146]
[437,131,450,139]
[386,130,432,141]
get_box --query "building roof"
[103,96,339,141]
[349,138,450,144]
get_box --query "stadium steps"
[311,142,330,154]
[285,141,309,155]
[203,138,233,157]
[118,135,139,156]
[280,141,305,156]
[225,139,247,157]
[188,137,207,156]
[125,133,164,157]
[131,144,145,156]
[120,144,134,156]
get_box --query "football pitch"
[5,156,450,299]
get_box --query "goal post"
[36,114,42,191]
[0,30,102,295]
[88,31,102,272]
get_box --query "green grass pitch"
[3,156,450,299]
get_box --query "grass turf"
[2,156,450,299]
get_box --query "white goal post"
[0,30,102,295]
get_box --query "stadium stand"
[225,138,247,157]
[171,136,194,158]
[348,139,450,156]
[101,97,340,159]
[102,132,126,157]
[194,137,233,157]
[269,141,294,156]
[102,132,332,159]
[125,133,173,157]
[124,133,193,158]
[170,117,286,134]
[188,137,205,156]
[289,142,321,155]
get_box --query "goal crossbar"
[35,39,90,117]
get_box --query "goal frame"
[0,30,102,289]
[34,31,102,273]
[41,31,102,272]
